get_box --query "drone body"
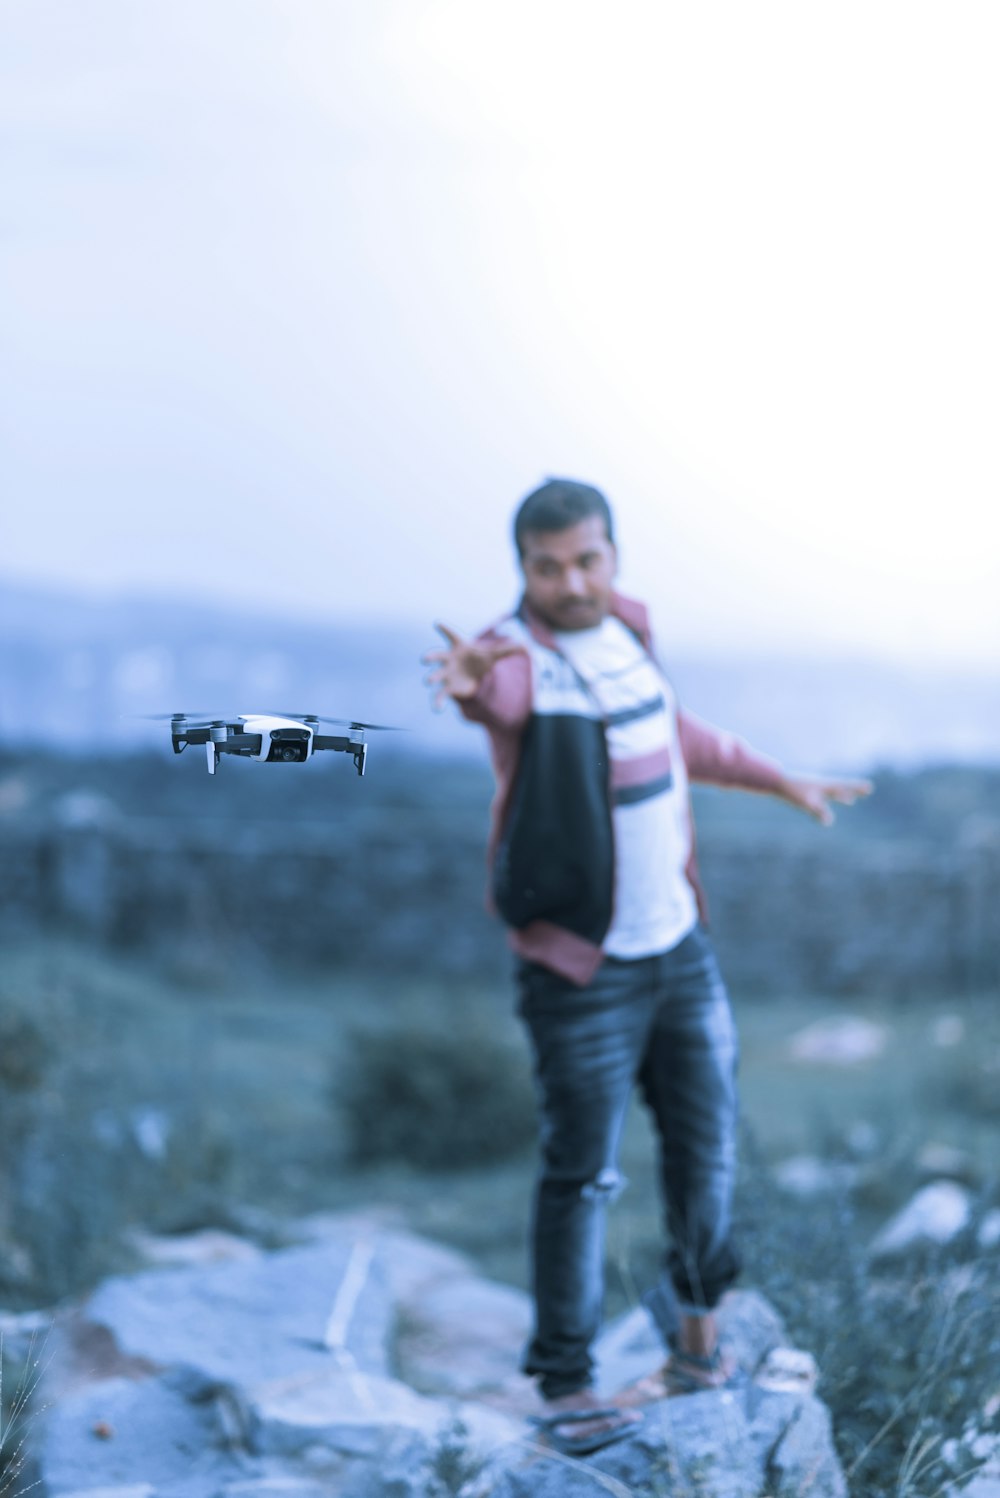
[166,713,381,776]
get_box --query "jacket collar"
[515,590,651,651]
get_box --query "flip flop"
[529,1404,643,1457]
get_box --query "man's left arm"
[677,708,872,825]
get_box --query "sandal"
[529,1404,643,1457]
[662,1346,743,1395]
[616,1347,742,1406]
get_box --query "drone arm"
[218,732,263,755]
[173,729,262,752]
[313,733,367,776]
[312,734,354,753]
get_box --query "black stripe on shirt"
[612,771,674,807]
[604,693,666,728]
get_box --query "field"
[1,753,999,1495]
[3,935,998,1288]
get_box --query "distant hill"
[1,576,997,769]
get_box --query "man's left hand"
[778,773,874,826]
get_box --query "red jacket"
[459,590,786,985]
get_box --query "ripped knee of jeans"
[580,1166,628,1203]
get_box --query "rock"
[31,1219,846,1498]
[493,1381,846,1498]
[238,1368,445,1458]
[773,1155,859,1198]
[83,1237,394,1389]
[125,1228,264,1268]
[58,1489,156,1498]
[930,1014,965,1047]
[948,1444,1000,1498]
[789,1015,889,1064]
[756,1346,819,1394]
[843,1119,880,1158]
[766,1393,847,1498]
[978,1210,1000,1250]
[36,1375,245,1497]
[870,1180,973,1259]
[217,1482,330,1498]
[394,1271,533,1399]
[916,1142,977,1182]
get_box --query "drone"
[155,712,395,776]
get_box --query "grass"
[0,1327,46,1497]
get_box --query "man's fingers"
[828,779,874,804]
[434,621,464,647]
[487,638,522,661]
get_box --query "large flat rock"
[83,1236,393,1390]
[31,1219,846,1498]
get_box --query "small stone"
[789,1016,889,1065]
[844,1120,880,1158]
[916,1142,976,1181]
[960,1462,1000,1498]
[931,1014,965,1047]
[755,1346,819,1394]
[870,1181,972,1259]
[773,1156,858,1198]
[978,1210,1000,1250]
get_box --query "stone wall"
[2,806,997,996]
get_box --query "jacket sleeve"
[677,708,787,794]
[456,635,533,732]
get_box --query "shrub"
[733,1130,1000,1498]
[335,1010,537,1170]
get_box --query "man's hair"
[513,478,615,555]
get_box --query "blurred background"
[1,5,998,1490]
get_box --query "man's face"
[519,515,618,631]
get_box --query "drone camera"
[268,726,310,764]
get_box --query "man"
[424,478,870,1456]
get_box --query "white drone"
[154,712,395,776]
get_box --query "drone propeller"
[264,712,401,731]
[134,712,223,724]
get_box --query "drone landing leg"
[206,742,219,775]
[353,743,368,777]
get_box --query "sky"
[2,0,999,668]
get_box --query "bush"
[733,1131,1000,1498]
[0,971,240,1307]
[336,1010,537,1170]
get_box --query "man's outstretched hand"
[777,772,874,826]
[422,623,522,710]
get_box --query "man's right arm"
[423,623,532,731]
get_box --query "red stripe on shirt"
[609,745,673,790]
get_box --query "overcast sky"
[2,1,998,668]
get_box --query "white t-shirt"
[553,616,698,959]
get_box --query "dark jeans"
[515,924,740,1400]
